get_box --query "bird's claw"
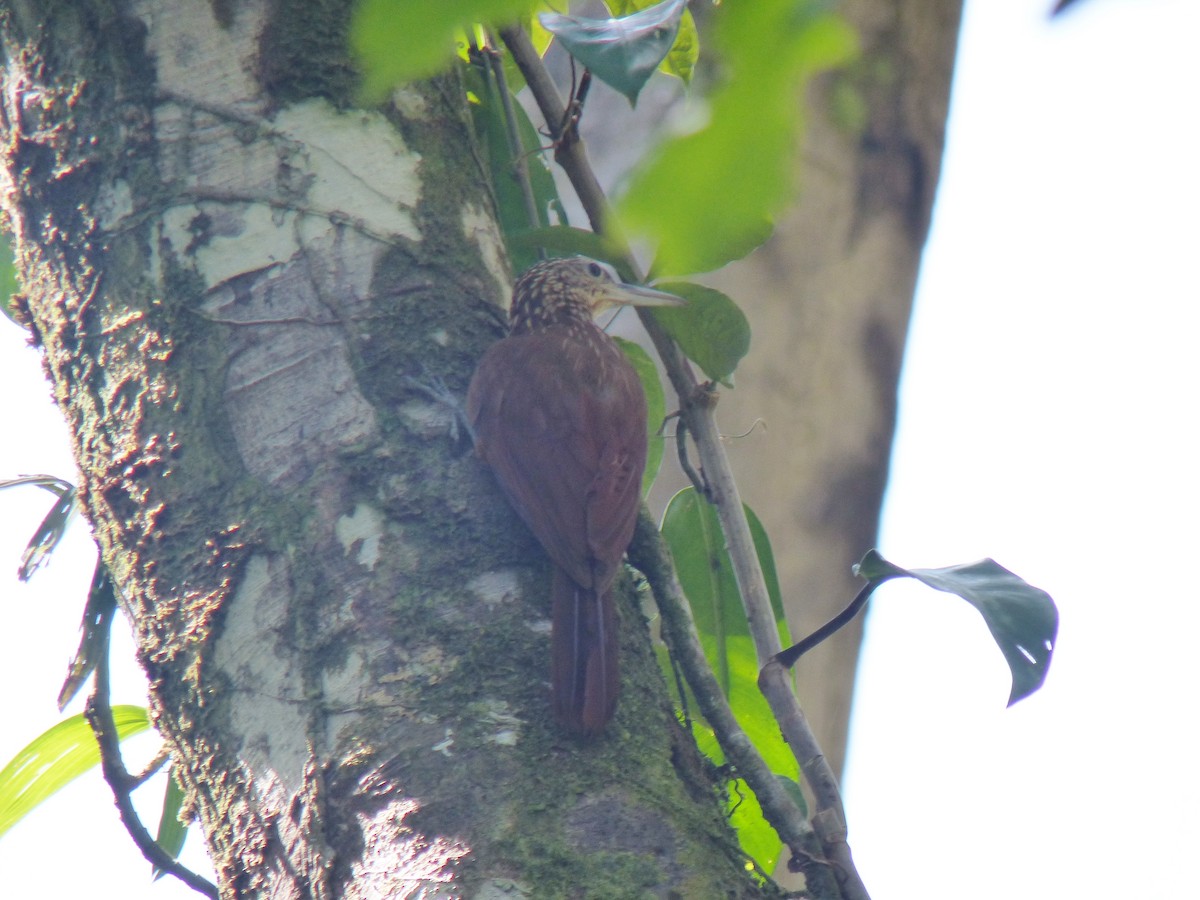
[401,374,476,448]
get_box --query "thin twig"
[132,744,173,789]
[672,416,709,499]
[84,603,218,899]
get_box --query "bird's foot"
[401,373,476,449]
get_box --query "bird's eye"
[587,262,604,279]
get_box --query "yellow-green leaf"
[0,707,152,838]
[659,487,793,870]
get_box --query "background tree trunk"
[0,2,762,895]
[715,0,964,782]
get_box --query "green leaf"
[854,550,1059,705]
[58,561,118,711]
[776,773,808,819]
[649,282,750,386]
[662,488,787,688]
[525,4,556,58]
[660,487,792,870]
[659,6,698,84]
[674,666,791,872]
[352,0,535,100]
[616,7,858,274]
[613,338,665,495]
[505,227,629,275]
[0,706,152,838]
[0,232,19,325]
[540,0,687,105]
[465,62,564,270]
[608,1,699,84]
[0,475,78,581]
[152,768,188,879]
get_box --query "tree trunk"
[0,2,758,895]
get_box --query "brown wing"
[466,326,647,591]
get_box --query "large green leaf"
[649,282,750,386]
[353,0,535,100]
[540,0,687,105]
[617,6,858,275]
[659,487,793,870]
[855,550,1059,705]
[661,488,786,688]
[613,337,665,495]
[0,706,152,838]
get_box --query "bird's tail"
[551,566,619,736]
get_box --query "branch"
[629,514,838,896]
[501,24,870,899]
[84,602,218,899]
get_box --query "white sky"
[843,0,1200,897]
[1,0,1197,897]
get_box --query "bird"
[467,257,683,736]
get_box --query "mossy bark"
[0,2,766,896]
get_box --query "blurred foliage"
[152,769,189,878]
[353,1,856,278]
[353,0,534,99]
[464,56,565,271]
[57,562,118,711]
[619,5,857,274]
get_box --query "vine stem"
[84,599,218,898]
[480,31,542,231]
[500,24,870,900]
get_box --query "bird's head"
[509,257,683,334]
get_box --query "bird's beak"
[596,281,686,314]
